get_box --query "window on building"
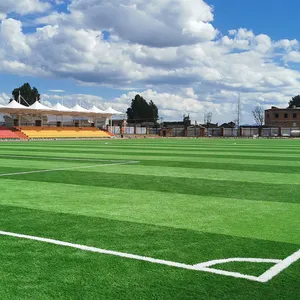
[293,122,297,127]
[293,113,297,118]
[275,113,279,118]
[284,113,288,118]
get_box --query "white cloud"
[275,39,298,50]
[112,89,236,123]
[48,89,65,93]
[283,51,300,63]
[42,93,105,109]
[0,0,51,20]
[0,93,10,105]
[38,0,218,47]
[0,0,300,124]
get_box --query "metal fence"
[223,128,239,137]
[109,126,300,138]
[242,128,257,137]
[172,128,185,137]
[186,128,201,137]
[261,128,280,137]
[149,128,160,135]
[124,127,135,134]
[108,126,121,134]
[207,128,222,137]
[136,127,147,135]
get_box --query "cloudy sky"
[1,0,300,124]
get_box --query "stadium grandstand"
[0,126,21,140]
[0,97,123,140]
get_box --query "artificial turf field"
[0,138,299,300]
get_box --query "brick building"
[265,106,300,127]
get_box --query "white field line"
[0,161,139,177]
[194,257,281,268]
[258,249,300,282]
[0,154,129,163]
[1,230,298,283]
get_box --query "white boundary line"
[258,250,300,282]
[0,230,298,283]
[195,257,281,268]
[0,160,139,177]
[0,154,129,163]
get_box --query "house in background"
[265,106,300,127]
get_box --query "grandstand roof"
[104,107,124,115]
[0,100,30,114]
[0,101,125,117]
[90,106,106,114]
[51,103,72,113]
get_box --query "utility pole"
[236,93,241,128]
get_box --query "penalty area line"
[0,160,139,177]
[1,230,298,283]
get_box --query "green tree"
[149,100,159,123]
[126,95,159,123]
[11,83,40,106]
[288,95,300,108]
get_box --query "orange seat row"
[18,127,111,139]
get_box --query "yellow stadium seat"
[18,127,111,139]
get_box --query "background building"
[265,106,300,127]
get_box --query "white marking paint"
[258,249,300,282]
[0,154,128,163]
[1,230,298,283]
[0,161,139,177]
[194,257,281,268]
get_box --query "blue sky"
[0,0,300,123]
[4,0,297,95]
[208,0,300,41]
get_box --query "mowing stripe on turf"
[0,154,133,163]
[1,230,299,283]
[0,161,139,177]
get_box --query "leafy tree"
[149,100,158,122]
[288,95,300,108]
[252,104,264,126]
[11,83,40,106]
[126,95,159,123]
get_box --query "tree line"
[126,94,159,124]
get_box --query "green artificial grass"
[0,138,299,299]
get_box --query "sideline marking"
[0,230,298,283]
[0,161,139,177]
[0,154,131,163]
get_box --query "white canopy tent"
[27,101,54,114]
[104,107,125,129]
[50,103,73,115]
[0,102,124,117]
[104,107,124,115]
[0,100,30,114]
[89,105,107,115]
[0,100,125,129]
[71,104,89,115]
